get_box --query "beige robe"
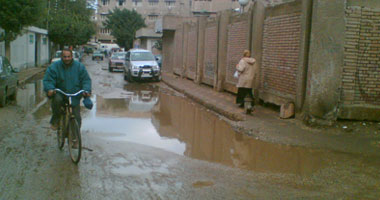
[236,57,257,88]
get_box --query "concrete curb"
[161,73,245,121]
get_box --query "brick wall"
[226,20,249,85]
[261,13,301,98]
[186,24,198,79]
[203,24,218,85]
[173,27,183,75]
[342,6,380,106]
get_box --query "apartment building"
[96,0,192,43]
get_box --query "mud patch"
[192,181,214,188]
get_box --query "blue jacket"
[43,59,92,106]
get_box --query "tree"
[103,8,146,50]
[48,0,95,48]
[0,0,46,59]
[153,39,162,51]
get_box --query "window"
[148,15,158,20]
[118,0,125,6]
[29,34,34,44]
[132,0,142,6]
[148,0,159,6]
[100,14,108,20]
[100,28,111,35]
[101,0,110,5]
[43,37,48,45]
[165,0,175,6]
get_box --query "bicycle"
[55,88,88,164]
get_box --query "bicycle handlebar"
[54,88,88,97]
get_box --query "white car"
[51,50,80,63]
[123,49,161,82]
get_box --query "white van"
[99,43,119,53]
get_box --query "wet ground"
[1,56,380,199]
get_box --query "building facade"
[95,0,249,43]
[96,0,191,43]
[0,27,50,70]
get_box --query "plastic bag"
[234,71,239,78]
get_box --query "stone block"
[280,102,295,119]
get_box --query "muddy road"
[0,56,380,199]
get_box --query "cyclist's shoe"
[50,123,58,131]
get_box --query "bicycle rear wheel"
[57,116,65,150]
[68,118,82,164]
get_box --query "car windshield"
[112,52,126,59]
[94,51,101,54]
[131,52,155,61]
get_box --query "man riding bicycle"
[43,48,92,130]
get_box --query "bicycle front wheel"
[68,119,82,164]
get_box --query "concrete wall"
[173,24,184,75]
[337,1,380,120]
[162,30,175,73]
[10,33,30,70]
[202,16,219,86]
[260,0,302,105]
[162,0,380,121]
[250,0,266,102]
[185,21,198,80]
[304,0,346,121]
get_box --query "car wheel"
[0,88,7,107]
[154,74,162,82]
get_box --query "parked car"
[108,52,126,72]
[75,51,82,62]
[0,56,18,107]
[51,50,81,63]
[123,49,161,82]
[92,50,104,61]
[84,46,94,54]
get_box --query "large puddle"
[24,81,373,176]
[78,83,331,176]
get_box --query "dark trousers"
[50,93,81,127]
[236,87,254,107]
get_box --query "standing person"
[236,50,257,108]
[43,48,92,130]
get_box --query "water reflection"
[81,83,186,155]
[95,84,159,118]
[152,93,327,175]
[17,80,46,113]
